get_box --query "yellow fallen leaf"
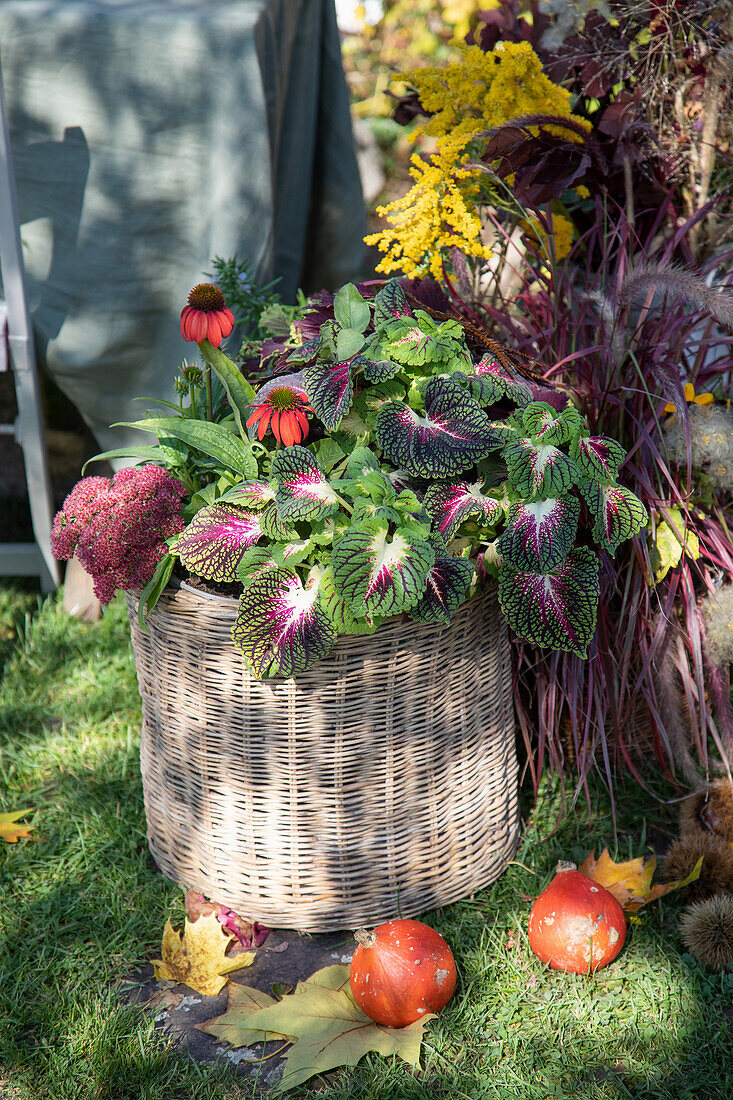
[579,848,703,913]
[0,808,35,843]
[152,912,255,996]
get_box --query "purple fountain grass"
[480,197,733,793]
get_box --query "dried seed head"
[679,895,733,970]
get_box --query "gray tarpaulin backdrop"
[0,0,366,452]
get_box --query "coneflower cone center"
[187,283,226,312]
[267,386,305,412]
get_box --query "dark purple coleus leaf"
[231,569,337,679]
[570,435,626,483]
[303,357,354,430]
[497,496,580,572]
[522,402,585,446]
[582,482,648,555]
[503,438,580,499]
[410,541,474,625]
[271,445,338,523]
[372,280,412,325]
[457,354,534,408]
[223,479,276,509]
[331,517,435,618]
[498,546,600,658]
[423,481,502,541]
[376,377,504,478]
[178,503,264,583]
[285,337,320,368]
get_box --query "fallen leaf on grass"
[199,963,434,1093]
[152,912,255,996]
[197,983,289,1047]
[579,848,703,912]
[0,809,35,843]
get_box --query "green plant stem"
[206,363,213,422]
[190,387,197,419]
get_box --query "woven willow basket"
[126,581,518,931]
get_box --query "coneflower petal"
[207,314,223,347]
[257,410,271,441]
[270,411,281,443]
[190,311,208,343]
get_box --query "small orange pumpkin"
[349,918,457,1028]
[528,860,627,973]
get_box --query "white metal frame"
[0,61,59,593]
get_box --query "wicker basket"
[126,582,518,931]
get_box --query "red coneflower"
[246,374,313,447]
[180,283,235,347]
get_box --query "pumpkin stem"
[354,928,377,949]
[556,860,577,873]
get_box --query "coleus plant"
[132,279,647,679]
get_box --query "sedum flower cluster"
[51,465,186,604]
[366,41,590,278]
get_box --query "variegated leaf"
[376,377,504,478]
[231,569,337,678]
[261,502,299,541]
[222,480,276,509]
[423,481,503,541]
[410,543,474,625]
[319,566,381,635]
[457,354,534,408]
[237,546,280,588]
[355,378,406,429]
[356,343,403,383]
[285,338,320,367]
[498,546,600,657]
[375,313,464,368]
[503,438,580,499]
[345,446,381,479]
[271,446,338,523]
[522,402,585,446]
[582,482,649,554]
[372,279,411,325]
[497,496,580,571]
[303,358,354,430]
[177,504,264,583]
[570,435,627,483]
[331,517,435,618]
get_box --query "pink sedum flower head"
[180,283,235,347]
[51,465,186,604]
[246,372,314,447]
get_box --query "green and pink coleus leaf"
[497,496,580,572]
[319,566,381,636]
[331,517,435,618]
[456,354,534,408]
[503,438,580,499]
[237,546,280,588]
[261,502,299,541]
[570,435,626,483]
[285,337,320,367]
[498,546,600,658]
[376,377,504,478]
[521,402,586,446]
[222,479,276,509]
[271,445,338,524]
[355,343,403,383]
[375,312,466,368]
[177,503,264,583]
[410,541,474,625]
[582,482,649,554]
[231,568,337,679]
[423,481,503,541]
[372,279,411,325]
[303,357,354,430]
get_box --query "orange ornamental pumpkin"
[528,861,627,973]
[349,918,457,1028]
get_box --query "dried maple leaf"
[0,808,35,843]
[151,912,255,997]
[197,983,288,1047]
[205,963,434,1093]
[579,848,703,913]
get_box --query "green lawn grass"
[0,585,731,1099]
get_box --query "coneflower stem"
[206,363,213,422]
